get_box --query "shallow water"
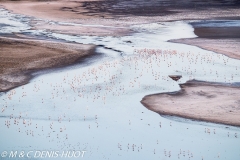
[0,8,240,160]
[190,20,240,28]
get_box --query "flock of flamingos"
[1,48,239,159]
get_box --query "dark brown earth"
[80,0,240,17]
[0,36,95,92]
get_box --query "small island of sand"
[141,80,240,127]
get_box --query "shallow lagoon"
[0,8,240,160]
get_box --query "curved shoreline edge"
[0,36,96,93]
[168,23,240,61]
[141,80,240,127]
[169,38,240,61]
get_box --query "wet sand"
[33,22,133,37]
[141,80,240,126]
[193,27,240,39]
[0,36,95,92]
[141,80,240,127]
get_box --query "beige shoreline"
[1,0,133,37]
[141,80,240,127]
[0,36,95,92]
[170,38,240,60]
